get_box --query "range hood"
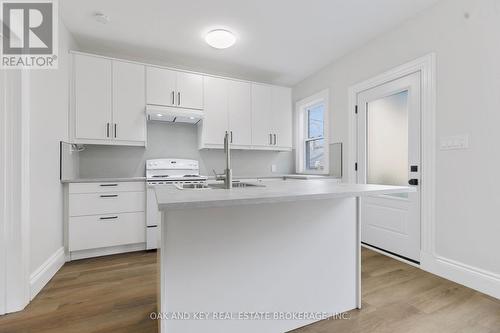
[146,105,204,124]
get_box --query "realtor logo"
[1,0,58,69]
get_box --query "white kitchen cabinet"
[271,86,293,148]
[250,83,292,150]
[71,53,146,146]
[251,83,273,147]
[199,76,228,146]
[227,80,252,146]
[198,77,252,148]
[176,71,204,110]
[66,181,146,259]
[146,66,203,110]
[113,61,146,142]
[146,66,176,106]
[74,54,112,141]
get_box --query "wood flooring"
[0,249,499,333]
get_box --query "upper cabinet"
[198,77,252,148]
[199,79,291,151]
[146,67,203,110]
[71,53,146,146]
[250,84,292,150]
[70,52,291,151]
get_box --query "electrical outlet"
[440,134,469,150]
[271,164,277,173]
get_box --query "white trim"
[1,70,31,314]
[29,247,65,300]
[0,63,6,316]
[295,89,330,175]
[421,252,500,299]
[68,243,147,261]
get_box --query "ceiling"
[60,0,441,86]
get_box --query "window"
[296,90,329,174]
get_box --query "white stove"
[146,159,207,249]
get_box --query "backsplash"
[77,122,295,178]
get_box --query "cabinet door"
[271,86,292,148]
[251,83,273,147]
[176,72,203,110]
[201,76,228,145]
[112,61,146,143]
[146,66,176,106]
[227,80,252,146]
[74,54,112,140]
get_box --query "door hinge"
[355,105,358,114]
[355,162,358,171]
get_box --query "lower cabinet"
[66,181,146,260]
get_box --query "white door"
[202,76,228,145]
[74,54,112,140]
[112,61,146,142]
[251,83,273,147]
[271,86,292,148]
[357,72,421,262]
[227,80,252,146]
[146,66,177,107]
[176,72,203,110]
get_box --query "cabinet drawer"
[69,212,145,251]
[69,191,145,217]
[69,182,145,194]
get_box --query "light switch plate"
[271,164,277,173]
[440,134,469,150]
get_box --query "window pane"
[307,104,324,138]
[367,91,408,186]
[306,139,325,170]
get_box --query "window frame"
[295,89,330,175]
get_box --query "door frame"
[347,53,436,263]
[0,69,31,315]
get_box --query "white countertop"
[60,177,146,184]
[155,179,413,210]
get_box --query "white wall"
[293,0,500,296]
[29,20,78,276]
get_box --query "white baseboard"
[68,243,146,261]
[421,252,500,300]
[29,247,65,300]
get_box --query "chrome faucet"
[212,131,233,189]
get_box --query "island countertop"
[155,179,413,210]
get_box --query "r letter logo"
[1,0,58,69]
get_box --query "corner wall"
[28,18,78,298]
[293,0,500,297]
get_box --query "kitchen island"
[155,179,411,333]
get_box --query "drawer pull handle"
[100,194,118,198]
[100,216,118,220]
[100,184,118,187]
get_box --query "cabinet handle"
[269,134,272,145]
[99,184,118,187]
[114,124,117,138]
[230,131,233,143]
[274,134,277,145]
[100,216,118,220]
[171,91,175,105]
[100,194,118,198]
[178,92,181,106]
[106,123,110,138]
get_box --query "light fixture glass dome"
[205,29,236,49]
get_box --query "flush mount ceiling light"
[205,29,236,49]
[94,12,110,24]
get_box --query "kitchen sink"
[174,181,265,190]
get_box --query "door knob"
[408,179,419,186]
